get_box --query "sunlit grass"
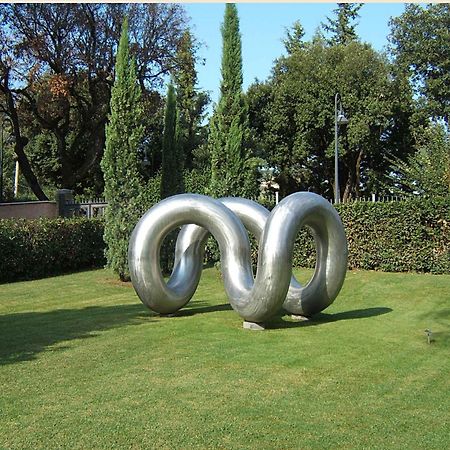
[0,268,449,449]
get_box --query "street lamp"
[0,116,13,203]
[334,93,349,204]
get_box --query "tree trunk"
[354,149,364,198]
[1,70,48,200]
[14,138,49,200]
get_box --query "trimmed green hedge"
[292,197,449,274]
[0,218,105,283]
[1,197,448,284]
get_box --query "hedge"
[1,196,448,284]
[292,196,449,274]
[0,217,105,283]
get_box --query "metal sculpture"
[128,192,348,324]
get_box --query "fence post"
[371,193,376,203]
[55,189,73,217]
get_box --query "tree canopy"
[389,3,450,124]
[0,3,191,198]
[248,39,414,200]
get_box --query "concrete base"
[243,321,266,331]
[291,314,310,321]
[160,313,177,318]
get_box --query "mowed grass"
[0,268,449,449]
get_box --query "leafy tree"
[248,39,414,200]
[208,3,255,198]
[322,3,363,45]
[160,83,183,199]
[101,18,145,281]
[386,123,450,198]
[0,3,191,198]
[389,4,450,124]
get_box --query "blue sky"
[183,3,407,111]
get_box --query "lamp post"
[334,93,349,204]
[0,116,13,203]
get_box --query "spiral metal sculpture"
[128,192,348,324]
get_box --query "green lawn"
[0,268,449,449]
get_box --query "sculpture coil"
[128,192,348,323]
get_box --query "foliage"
[0,3,191,198]
[101,18,145,281]
[389,4,450,124]
[340,198,449,273]
[385,123,450,198]
[0,217,105,283]
[160,84,183,199]
[322,3,363,45]
[172,30,210,169]
[208,3,256,198]
[292,197,449,274]
[1,268,449,448]
[282,20,306,54]
[160,83,183,274]
[194,196,448,275]
[247,39,414,200]
[183,168,210,195]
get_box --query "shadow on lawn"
[268,307,393,329]
[173,301,232,317]
[0,303,152,365]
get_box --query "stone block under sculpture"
[128,192,348,324]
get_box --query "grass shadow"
[163,301,233,317]
[0,303,152,365]
[268,307,393,329]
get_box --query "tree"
[386,123,450,198]
[208,3,255,198]
[101,18,145,281]
[283,20,306,54]
[160,83,183,199]
[0,3,191,198]
[172,30,209,170]
[322,3,363,45]
[389,4,450,124]
[247,39,414,200]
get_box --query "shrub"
[336,197,449,274]
[1,197,447,284]
[212,196,450,275]
[0,218,105,283]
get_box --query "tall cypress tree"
[161,83,183,199]
[101,17,145,281]
[208,3,252,198]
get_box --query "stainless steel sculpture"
[128,192,348,324]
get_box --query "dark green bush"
[0,218,105,283]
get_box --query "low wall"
[0,201,57,219]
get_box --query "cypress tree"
[101,17,145,281]
[209,3,252,198]
[160,83,183,199]
[323,3,363,45]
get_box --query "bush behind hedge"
[0,217,105,283]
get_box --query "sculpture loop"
[128,192,348,323]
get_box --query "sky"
[183,2,407,112]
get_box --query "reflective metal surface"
[128,192,348,323]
